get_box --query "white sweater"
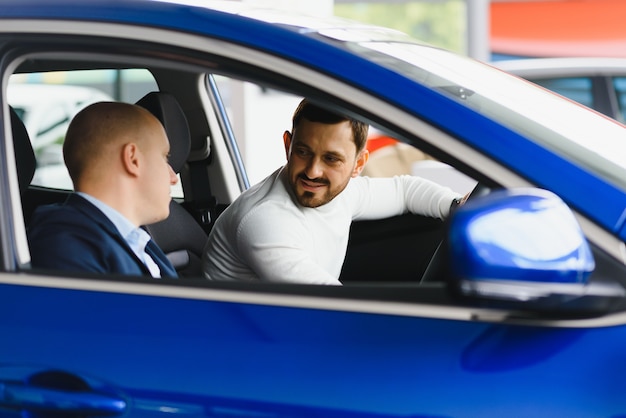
[203,166,459,285]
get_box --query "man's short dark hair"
[292,99,369,152]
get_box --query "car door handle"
[0,382,126,415]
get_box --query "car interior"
[8,42,468,288]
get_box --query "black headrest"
[136,92,190,174]
[10,106,36,194]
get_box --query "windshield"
[343,40,626,192]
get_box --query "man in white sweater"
[202,99,463,285]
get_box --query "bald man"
[27,102,179,278]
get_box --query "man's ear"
[283,130,292,161]
[352,149,369,178]
[121,143,141,177]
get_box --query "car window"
[7,69,186,196]
[210,73,479,195]
[209,74,303,186]
[613,76,626,122]
[525,77,595,111]
[359,126,478,194]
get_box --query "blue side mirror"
[450,188,594,284]
[447,188,623,311]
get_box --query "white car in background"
[8,83,112,154]
[495,57,626,123]
[8,83,113,188]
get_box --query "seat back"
[11,106,36,196]
[136,92,208,278]
[11,106,81,227]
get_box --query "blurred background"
[251,0,626,61]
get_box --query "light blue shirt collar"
[77,192,136,239]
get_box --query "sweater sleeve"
[349,175,460,221]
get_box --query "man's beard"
[293,175,341,208]
[296,190,327,208]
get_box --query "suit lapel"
[67,194,178,278]
[146,240,178,278]
[65,194,152,276]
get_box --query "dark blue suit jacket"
[27,193,177,278]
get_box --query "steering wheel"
[420,182,491,283]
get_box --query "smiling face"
[284,118,368,208]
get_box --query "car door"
[1,7,626,418]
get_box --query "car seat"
[11,105,75,230]
[11,106,36,197]
[136,92,208,278]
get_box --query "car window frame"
[0,24,624,323]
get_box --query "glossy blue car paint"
[2,280,626,417]
[3,0,626,237]
[450,189,595,283]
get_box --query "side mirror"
[448,188,624,313]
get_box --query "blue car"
[1,1,626,417]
